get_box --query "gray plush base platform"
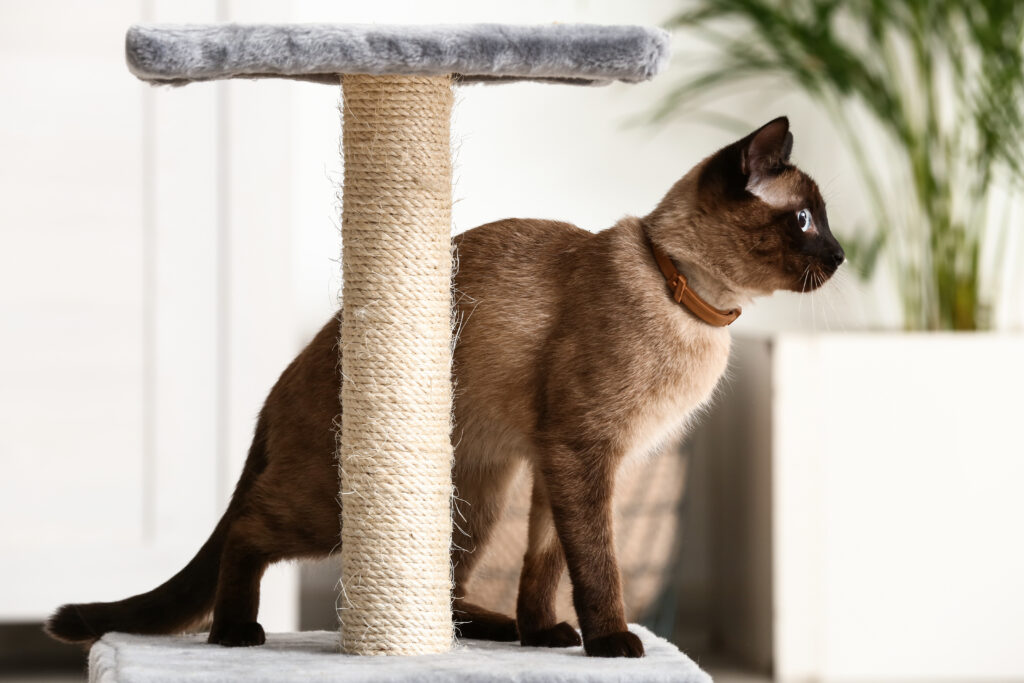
[89,626,710,683]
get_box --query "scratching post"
[339,74,455,655]
[116,22,696,677]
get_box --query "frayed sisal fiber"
[89,627,711,683]
[338,74,455,656]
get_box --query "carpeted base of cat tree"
[88,626,710,683]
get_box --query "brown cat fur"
[47,117,842,657]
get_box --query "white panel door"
[0,0,299,629]
[0,1,149,611]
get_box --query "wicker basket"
[462,445,688,625]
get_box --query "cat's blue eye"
[796,208,811,232]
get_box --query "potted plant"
[659,2,1024,679]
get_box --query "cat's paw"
[584,630,644,658]
[208,621,266,647]
[520,621,582,648]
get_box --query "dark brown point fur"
[47,118,841,657]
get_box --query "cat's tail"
[44,515,229,645]
[46,413,269,645]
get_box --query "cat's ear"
[741,117,793,180]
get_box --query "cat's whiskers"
[810,267,821,333]
[821,269,846,331]
[830,267,867,326]
[799,264,811,325]
[815,269,837,332]
[814,269,835,332]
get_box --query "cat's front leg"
[516,473,582,648]
[540,442,644,658]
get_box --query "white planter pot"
[694,333,1024,682]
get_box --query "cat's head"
[649,117,844,295]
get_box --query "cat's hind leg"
[207,525,268,647]
[206,462,340,646]
[450,449,523,642]
[452,601,519,642]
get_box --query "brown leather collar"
[645,234,741,327]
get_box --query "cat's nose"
[831,248,845,268]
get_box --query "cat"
[47,116,843,658]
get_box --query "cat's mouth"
[799,261,840,292]
[795,242,844,293]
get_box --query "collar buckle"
[669,273,688,303]
[645,230,742,327]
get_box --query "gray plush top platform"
[89,626,710,683]
[126,23,670,86]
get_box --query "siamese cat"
[48,117,843,657]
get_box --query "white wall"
[0,0,299,628]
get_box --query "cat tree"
[95,22,709,682]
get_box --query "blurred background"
[1,1,1022,681]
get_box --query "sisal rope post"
[338,74,455,656]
